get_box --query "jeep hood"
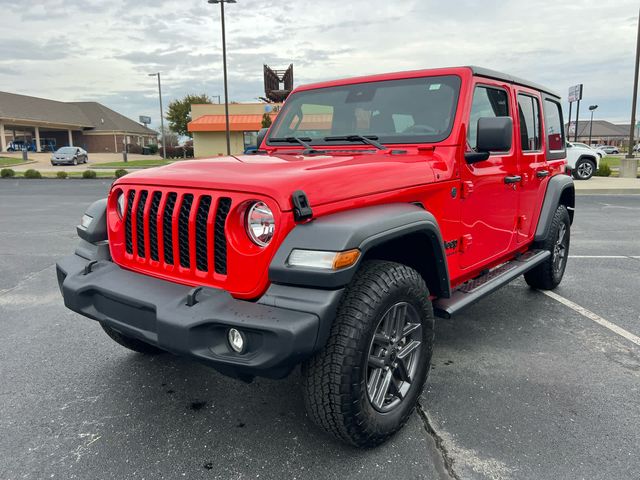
[114,151,438,211]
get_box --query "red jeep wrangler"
[57,66,574,447]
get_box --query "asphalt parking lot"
[1,180,639,480]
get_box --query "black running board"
[433,250,551,319]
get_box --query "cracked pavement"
[1,180,639,479]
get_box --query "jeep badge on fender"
[57,66,574,447]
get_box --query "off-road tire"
[301,260,434,447]
[572,158,596,180]
[100,323,164,354]
[524,205,570,290]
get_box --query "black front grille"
[135,190,148,257]
[195,196,212,271]
[214,198,232,275]
[148,192,162,261]
[163,193,177,265]
[178,194,194,268]
[123,190,230,275]
[125,190,135,254]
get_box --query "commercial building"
[0,91,157,153]
[567,120,639,147]
[188,103,281,157]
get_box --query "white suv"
[566,142,599,180]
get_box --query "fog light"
[227,328,246,353]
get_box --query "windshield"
[267,75,461,146]
[57,147,77,154]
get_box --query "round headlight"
[116,192,125,218]
[245,201,275,247]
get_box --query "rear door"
[459,80,519,270]
[514,89,548,243]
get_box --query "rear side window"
[468,86,509,150]
[517,94,541,151]
[543,99,564,153]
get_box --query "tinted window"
[544,99,564,152]
[268,75,462,145]
[467,86,509,150]
[517,94,541,151]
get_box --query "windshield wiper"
[323,135,387,150]
[269,136,325,154]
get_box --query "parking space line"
[541,290,640,347]
[569,255,640,259]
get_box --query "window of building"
[517,94,541,151]
[468,86,510,150]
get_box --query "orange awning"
[188,113,277,132]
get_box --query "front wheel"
[525,205,570,290]
[302,261,434,447]
[573,158,595,180]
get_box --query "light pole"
[624,8,640,178]
[148,72,166,160]
[208,0,236,156]
[588,105,598,146]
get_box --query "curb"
[576,189,640,195]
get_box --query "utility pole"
[623,8,640,178]
[148,72,166,160]
[588,105,598,146]
[208,0,236,156]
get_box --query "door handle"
[504,175,522,184]
[536,170,550,178]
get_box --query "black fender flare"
[76,198,107,243]
[534,174,575,242]
[269,203,451,297]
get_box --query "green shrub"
[595,162,612,177]
[147,144,158,155]
[56,171,68,179]
[1,168,15,178]
[24,169,42,179]
[82,169,97,179]
[114,169,128,178]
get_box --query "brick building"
[0,91,157,153]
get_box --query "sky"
[0,0,638,131]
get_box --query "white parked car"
[572,142,606,159]
[566,142,599,180]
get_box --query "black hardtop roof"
[468,66,561,99]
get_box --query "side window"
[543,99,564,153]
[468,86,509,150]
[517,94,541,151]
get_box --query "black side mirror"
[465,117,513,163]
[256,128,269,150]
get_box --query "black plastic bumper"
[56,252,343,379]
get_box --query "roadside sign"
[139,115,151,125]
[568,84,583,103]
[568,122,576,135]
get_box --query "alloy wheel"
[553,223,568,275]
[366,302,423,413]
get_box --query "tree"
[261,113,273,128]
[166,94,212,137]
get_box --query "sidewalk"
[574,176,640,195]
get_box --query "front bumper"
[57,251,342,379]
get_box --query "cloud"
[0,0,638,127]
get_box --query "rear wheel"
[573,158,595,180]
[100,323,163,355]
[524,205,570,290]
[302,261,434,447]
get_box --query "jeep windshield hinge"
[292,190,313,222]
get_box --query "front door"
[459,81,519,270]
